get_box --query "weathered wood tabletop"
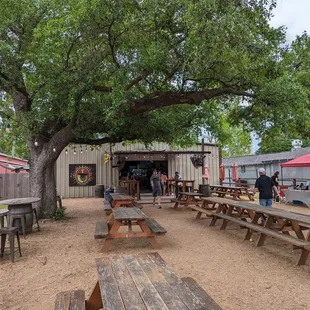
[100,207,165,252]
[209,185,254,201]
[109,193,135,208]
[0,197,41,206]
[172,192,203,210]
[87,252,222,310]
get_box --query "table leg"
[101,220,122,252]
[256,216,274,246]
[244,212,261,241]
[210,203,224,226]
[291,220,305,240]
[87,281,103,310]
[220,205,234,230]
[137,182,140,200]
[139,221,161,249]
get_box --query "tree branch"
[131,88,255,113]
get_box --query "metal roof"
[223,146,310,166]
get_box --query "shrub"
[53,206,67,220]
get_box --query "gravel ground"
[0,198,310,310]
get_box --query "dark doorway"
[119,160,168,191]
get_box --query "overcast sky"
[270,0,310,42]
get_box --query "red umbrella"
[203,164,210,180]
[219,163,225,181]
[232,162,239,181]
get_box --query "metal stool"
[0,210,9,228]
[32,207,40,231]
[0,227,22,262]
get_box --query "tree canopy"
[0,0,302,216]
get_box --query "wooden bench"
[94,220,109,239]
[190,205,216,219]
[212,213,310,265]
[54,290,86,310]
[146,218,167,234]
[170,198,186,204]
[103,201,112,214]
[182,277,222,310]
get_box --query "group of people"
[150,170,182,209]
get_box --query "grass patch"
[0,205,8,209]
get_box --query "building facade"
[56,142,220,198]
[223,147,310,187]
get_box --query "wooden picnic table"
[191,196,310,265]
[119,179,141,200]
[172,191,204,210]
[95,207,167,253]
[167,179,195,196]
[87,252,222,310]
[209,184,254,201]
[109,193,135,208]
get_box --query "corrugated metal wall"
[56,142,220,198]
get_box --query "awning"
[281,153,310,168]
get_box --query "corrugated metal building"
[56,142,220,198]
[223,146,310,186]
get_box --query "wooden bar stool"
[0,227,22,262]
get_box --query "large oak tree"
[0,0,284,217]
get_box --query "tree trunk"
[29,149,57,218]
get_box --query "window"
[241,165,246,173]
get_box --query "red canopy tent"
[281,153,310,167]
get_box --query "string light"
[34,141,38,146]
[65,149,68,155]
[53,147,56,152]
[73,147,76,155]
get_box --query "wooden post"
[202,138,205,185]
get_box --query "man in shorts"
[150,169,162,208]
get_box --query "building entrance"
[119,160,168,191]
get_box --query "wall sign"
[69,164,96,186]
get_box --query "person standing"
[174,171,182,198]
[253,168,280,208]
[150,169,162,208]
[271,171,280,202]
[161,172,168,196]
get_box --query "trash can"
[94,184,105,197]
[104,188,114,201]
[198,184,211,196]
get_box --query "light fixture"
[53,147,56,152]
[73,148,76,155]
[65,149,68,155]
[34,141,38,146]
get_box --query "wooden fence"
[0,173,29,200]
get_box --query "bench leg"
[101,238,114,253]
[139,221,161,249]
[196,211,202,220]
[0,234,6,257]
[256,216,274,246]
[297,249,310,266]
[87,281,103,310]
[244,213,261,241]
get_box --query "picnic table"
[94,207,166,252]
[171,191,204,210]
[190,196,310,265]
[109,193,135,208]
[167,179,195,195]
[119,179,141,200]
[209,184,254,201]
[86,252,222,310]
[283,189,310,208]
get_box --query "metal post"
[281,166,283,185]
[202,138,205,185]
[110,143,113,187]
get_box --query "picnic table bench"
[54,289,86,310]
[109,193,135,208]
[94,207,166,252]
[209,185,254,201]
[171,192,204,210]
[86,252,222,310]
[192,196,310,265]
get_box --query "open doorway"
[119,160,168,192]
